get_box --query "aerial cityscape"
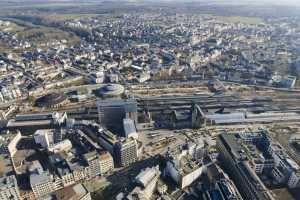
[1,0,300,200]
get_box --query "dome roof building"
[95,84,125,98]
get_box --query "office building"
[123,118,138,139]
[217,133,275,200]
[97,99,137,136]
[268,142,300,188]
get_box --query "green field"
[17,26,80,44]
[0,23,81,52]
[48,13,98,21]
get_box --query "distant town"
[0,1,300,200]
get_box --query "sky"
[0,0,300,6]
[220,0,300,5]
[149,0,300,6]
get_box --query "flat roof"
[83,151,98,161]
[55,183,88,200]
[30,172,51,186]
[66,154,86,171]
[49,154,71,177]
[97,99,137,112]
[15,112,56,121]
[219,134,243,160]
[179,155,202,175]
[7,119,52,127]
[100,129,117,144]
[0,175,17,189]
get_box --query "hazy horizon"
[0,0,299,5]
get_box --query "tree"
[27,95,35,105]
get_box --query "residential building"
[217,133,275,200]
[0,175,20,200]
[164,150,203,189]
[99,151,114,175]
[114,138,138,167]
[83,151,101,178]
[127,166,161,200]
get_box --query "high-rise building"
[114,138,138,167]
[0,175,20,200]
[123,118,138,139]
[97,99,137,136]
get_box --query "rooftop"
[179,155,202,175]
[83,151,98,162]
[97,99,137,113]
[99,151,113,161]
[15,112,59,121]
[219,133,244,161]
[49,154,71,177]
[30,171,52,186]
[0,175,17,189]
[55,183,89,200]
[95,84,125,97]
